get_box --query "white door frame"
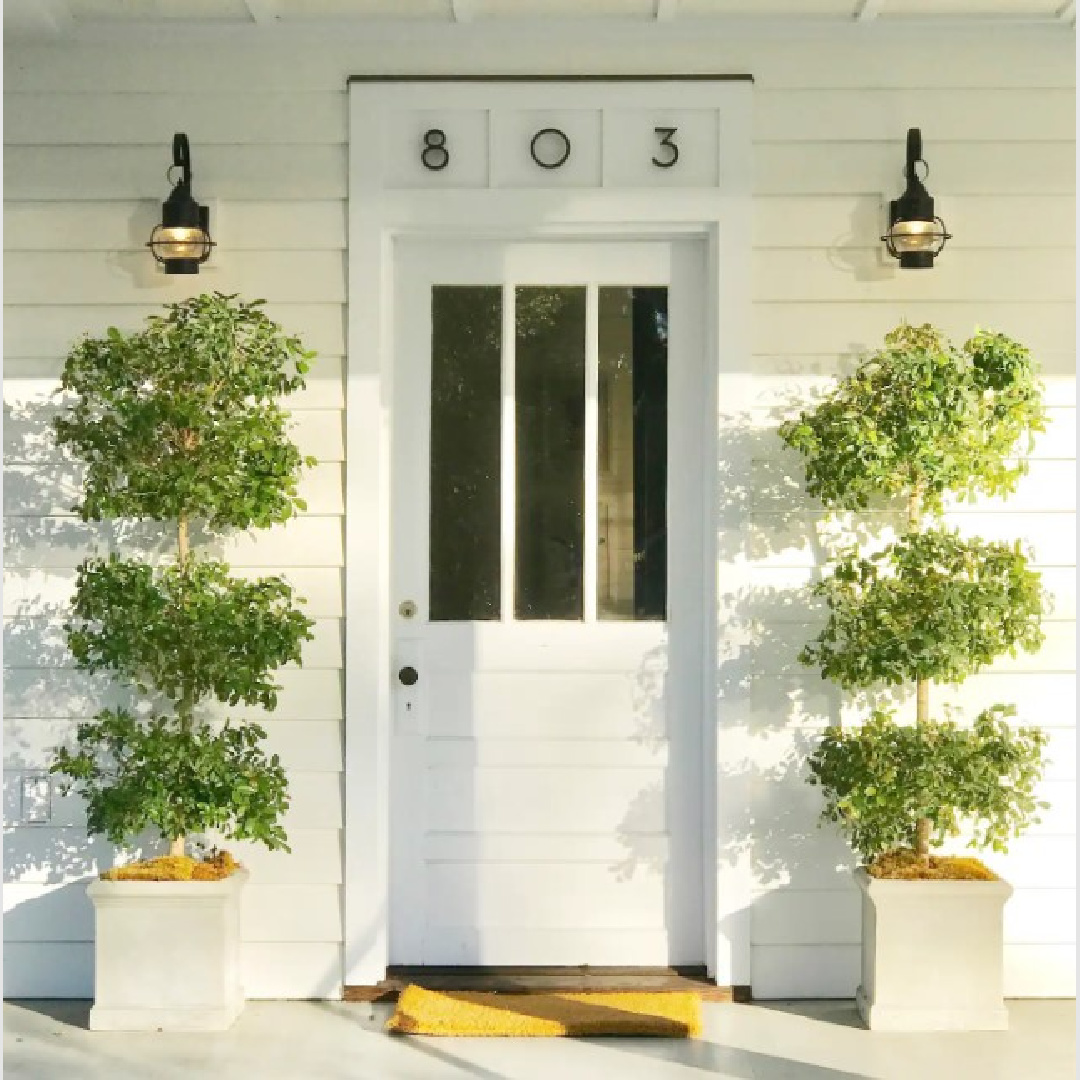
[345,77,754,989]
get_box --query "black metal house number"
[419,124,681,171]
[529,128,572,170]
[652,127,679,168]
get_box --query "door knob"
[398,666,419,687]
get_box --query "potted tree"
[49,292,316,1031]
[779,323,1049,1031]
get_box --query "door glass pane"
[515,287,586,619]
[597,287,668,620]
[429,286,502,621]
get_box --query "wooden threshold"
[344,966,751,1004]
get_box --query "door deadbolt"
[399,600,417,619]
[398,666,419,687]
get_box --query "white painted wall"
[3,21,1074,1000]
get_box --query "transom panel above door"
[389,239,707,966]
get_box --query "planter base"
[854,867,1012,1032]
[87,869,248,1032]
[856,985,1009,1032]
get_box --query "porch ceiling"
[4,0,1075,40]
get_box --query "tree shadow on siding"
[615,390,912,974]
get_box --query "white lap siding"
[3,23,1074,998]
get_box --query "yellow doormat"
[386,984,701,1037]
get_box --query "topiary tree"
[49,292,316,860]
[779,323,1049,869]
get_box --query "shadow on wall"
[612,375,916,967]
[3,393,165,951]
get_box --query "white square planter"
[854,866,1012,1031]
[87,868,248,1031]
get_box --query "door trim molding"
[345,77,753,989]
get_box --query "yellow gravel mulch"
[868,849,998,881]
[100,850,240,881]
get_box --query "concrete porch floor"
[3,998,1075,1080]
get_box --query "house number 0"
[419,125,681,171]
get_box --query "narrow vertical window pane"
[597,287,667,620]
[429,286,502,621]
[515,287,586,620]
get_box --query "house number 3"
[652,127,679,168]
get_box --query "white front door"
[389,239,708,967]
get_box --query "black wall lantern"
[147,133,214,274]
[882,128,951,269]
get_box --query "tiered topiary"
[50,292,316,864]
[779,324,1049,874]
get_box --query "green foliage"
[782,322,1050,862]
[778,324,1046,515]
[49,293,316,853]
[806,707,1048,861]
[52,711,290,851]
[53,292,315,529]
[66,556,313,709]
[803,528,1045,689]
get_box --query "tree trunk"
[916,678,930,724]
[914,817,931,869]
[177,514,189,565]
[169,836,186,858]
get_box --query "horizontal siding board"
[3,460,343,517]
[1004,943,1076,997]
[752,944,860,998]
[750,364,1077,408]
[735,512,1075,569]
[3,93,346,146]
[4,717,343,776]
[748,673,1077,733]
[242,885,343,944]
[746,565,1076,623]
[3,200,347,252]
[241,942,342,999]
[752,249,1076,303]
[5,408,341,465]
[3,942,94,998]
[4,566,344,621]
[3,882,345,946]
[751,888,860,946]
[754,621,1076,678]
[756,142,1075,196]
[3,144,347,201]
[2,358,344,413]
[754,195,1076,250]
[750,459,1077,516]
[1004,889,1077,945]
[4,827,161,885]
[3,667,343,721]
[751,303,1076,361]
[754,89,1076,144]
[230,829,342,885]
[4,303,346,358]
[3,515,344,569]
[4,251,346,306]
